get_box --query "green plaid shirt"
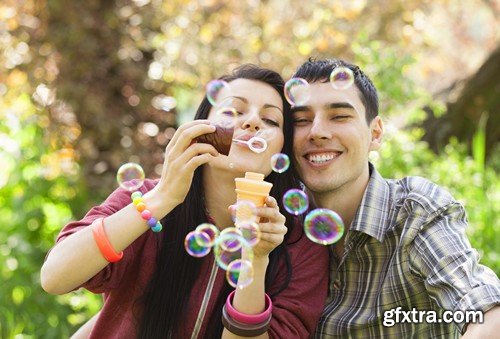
[314,164,500,338]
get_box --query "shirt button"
[333,279,341,290]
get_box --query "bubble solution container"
[234,172,273,222]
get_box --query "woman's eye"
[263,118,280,127]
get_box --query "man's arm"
[462,306,500,338]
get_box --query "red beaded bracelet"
[91,217,123,263]
[225,290,272,324]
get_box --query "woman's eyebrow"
[263,103,283,112]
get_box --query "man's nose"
[309,118,331,141]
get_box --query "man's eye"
[332,115,349,120]
[293,118,310,124]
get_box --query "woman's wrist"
[142,187,177,220]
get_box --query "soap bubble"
[214,234,253,270]
[236,221,261,247]
[219,227,243,252]
[195,223,219,247]
[271,153,290,173]
[117,162,145,191]
[282,189,309,215]
[304,208,345,245]
[226,259,254,289]
[206,80,230,107]
[233,200,257,224]
[284,78,310,106]
[330,67,354,90]
[214,106,238,128]
[184,231,211,257]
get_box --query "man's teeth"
[307,153,339,163]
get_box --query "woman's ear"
[369,116,384,151]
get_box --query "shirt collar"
[350,163,393,242]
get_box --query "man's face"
[292,81,383,194]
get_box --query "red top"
[54,179,329,338]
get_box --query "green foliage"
[0,102,102,337]
[0,1,498,337]
[374,117,499,274]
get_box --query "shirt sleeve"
[52,181,155,294]
[267,234,329,338]
[408,201,500,333]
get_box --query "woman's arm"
[41,188,175,295]
[222,196,287,339]
[41,120,218,295]
[70,311,100,339]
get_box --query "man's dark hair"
[292,58,379,122]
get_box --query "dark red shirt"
[55,179,329,338]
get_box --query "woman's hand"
[249,196,288,258]
[154,120,219,206]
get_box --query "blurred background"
[0,0,498,337]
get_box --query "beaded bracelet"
[131,191,162,232]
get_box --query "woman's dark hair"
[137,64,302,338]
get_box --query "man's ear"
[369,116,383,151]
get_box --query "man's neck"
[311,168,371,234]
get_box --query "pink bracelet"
[225,290,272,325]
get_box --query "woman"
[41,65,328,338]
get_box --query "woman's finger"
[168,123,217,158]
[167,119,212,150]
[255,206,285,224]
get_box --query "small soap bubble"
[219,227,243,252]
[233,200,257,224]
[195,223,219,247]
[284,78,311,106]
[184,231,212,257]
[215,106,238,128]
[214,234,253,270]
[226,259,254,289]
[271,153,290,173]
[116,162,145,191]
[236,221,261,247]
[304,208,345,245]
[330,66,354,90]
[206,80,230,107]
[282,189,309,215]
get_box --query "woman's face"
[206,78,285,176]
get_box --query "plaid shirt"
[314,163,500,338]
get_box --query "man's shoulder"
[386,175,456,216]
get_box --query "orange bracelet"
[92,217,123,263]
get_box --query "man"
[291,58,500,338]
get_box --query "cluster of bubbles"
[184,199,265,289]
[281,188,345,245]
[283,66,355,107]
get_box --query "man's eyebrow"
[290,105,311,114]
[326,102,355,110]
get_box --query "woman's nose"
[241,112,261,132]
